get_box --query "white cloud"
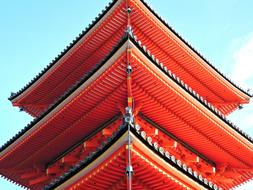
[227,32,253,132]
[230,33,253,89]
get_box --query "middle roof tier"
[1,39,253,178]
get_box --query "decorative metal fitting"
[123,107,134,127]
[147,136,152,145]
[134,123,140,131]
[182,164,187,171]
[193,171,198,178]
[176,159,182,167]
[187,167,192,175]
[159,147,164,155]
[126,165,133,176]
[125,106,132,115]
[204,178,208,185]
[165,151,170,159]
[140,131,146,139]
[170,155,176,163]
[127,7,132,14]
[198,174,203,181]
[126,65,132,74]
[153,142,159,150]
[125,25,133,37]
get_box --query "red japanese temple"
[1,0,253,189]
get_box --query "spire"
[125,5,134,188]
[125,0,133,38]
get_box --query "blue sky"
[0,0,253,189]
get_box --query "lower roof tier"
[1,38,253,189]
[46,128,217,190]
[2,113,251,189]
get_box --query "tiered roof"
[1,0,253,190]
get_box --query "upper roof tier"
[9,0,252,117]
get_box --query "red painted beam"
[29,176,49,186]
[46,165,62,175]
[61,154,78,165]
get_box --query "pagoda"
[1,0,253,189]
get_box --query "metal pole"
[127,125,132,190]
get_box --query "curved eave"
[9,0,122,116]
[139,0,252,100]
